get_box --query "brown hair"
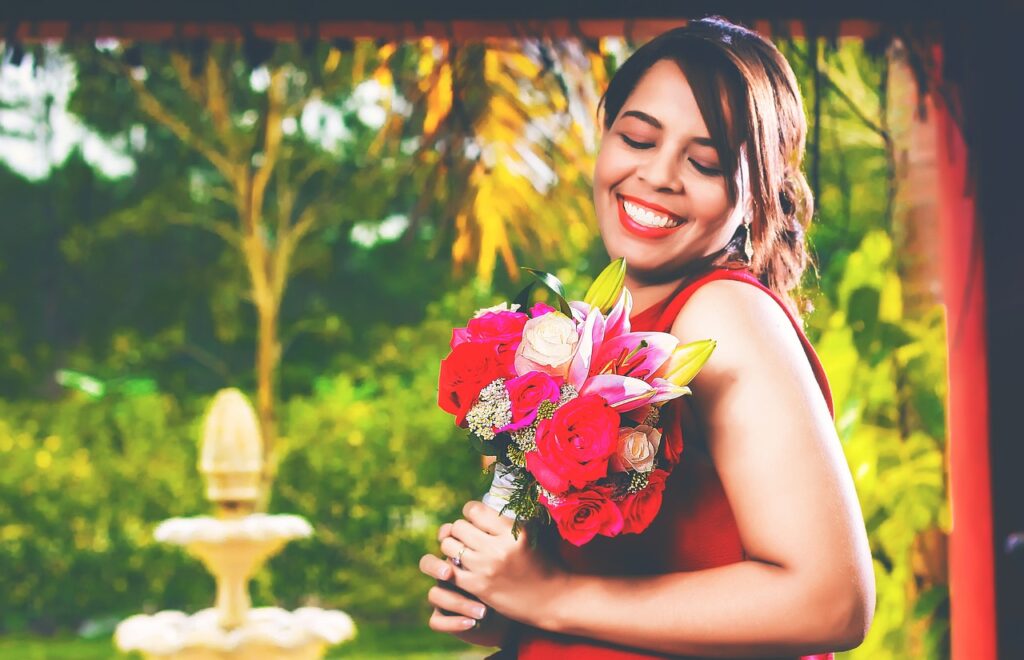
[599,17,813,315]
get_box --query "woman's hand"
[420,522,512,648]
[439,500,566,627]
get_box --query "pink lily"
[647,378,692,404]
[580,374,658,411]
[591,332,678,382]
[602,288,633,342]
[567,306,607,390]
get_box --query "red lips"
[616,195,686,239]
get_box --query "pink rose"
[524,394,619,493]
[450,327,472,349]
[609,425,662,473]
[617,469,670,534]
[541,485,623,546]
[497,371,562,432]
[529,301,557,317]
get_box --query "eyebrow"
[620,110,716,147]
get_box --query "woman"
[418,17,875,659]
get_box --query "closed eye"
[689,159,723,176]
[620,134,654,150]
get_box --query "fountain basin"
[116,606,356,659]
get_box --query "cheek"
[688,178,734,225]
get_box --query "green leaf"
[512,282,536,311]
[467,433,501,456]
[522,267,572,316]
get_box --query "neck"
[624,274,688,317]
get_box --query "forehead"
[614,57,737,146]
[617,59,708,136]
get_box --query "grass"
[0,623,494,659]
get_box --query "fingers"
[428,584,488,620]
[419,553,453,581]
[450,517,495,550]
[462,500,512,536]
[428,607,478,633]
[437,522,453,542]
[440,536,473,570]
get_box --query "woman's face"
[594,59,745,283]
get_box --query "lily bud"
[658,339,716,387]
[583,258,627,314]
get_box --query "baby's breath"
[535,400,557,421]
[506,444,527,467]
[465,378,511,440]
[628,470,650,493]
[511,427,537,452]
[643,405,661,427]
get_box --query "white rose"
[610,425,662,473]
[514,312,579,377]
[473,302,521,318]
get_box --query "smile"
[616,194,686,238]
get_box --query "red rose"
[438,341,507,426]
[497,371,562,433]
[467,310,529,343]
[540,485,623,546]
[524,394,618,493]
[466,311,527,374]
[617,469,670,534]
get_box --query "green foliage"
[786,37,951,658]
[0,393,211,631]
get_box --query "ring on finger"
[453,544,467,568]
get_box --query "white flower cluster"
[465,379,511,440]
[511,427,536,452]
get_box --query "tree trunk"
[256,299,280,508]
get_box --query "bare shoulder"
[668,278,808,377]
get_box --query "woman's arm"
[448,280,875,657]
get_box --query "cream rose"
[514,312,579,378]
[610,425,662,473]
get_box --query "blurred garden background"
[0,27,949,659]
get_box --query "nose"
[636,149,684,193]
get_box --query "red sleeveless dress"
[508,268,836,660]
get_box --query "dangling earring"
[743,218,754,261]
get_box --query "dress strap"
[643,268,834,418]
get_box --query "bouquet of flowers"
[437,259,715,546]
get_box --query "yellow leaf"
[324,47,342,74]
[423,62,452,136]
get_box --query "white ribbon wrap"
[481,462,520,519]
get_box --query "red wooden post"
[934,50,997,660]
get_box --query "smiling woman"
[419,16,874,660]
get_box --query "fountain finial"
[200,388,262,515]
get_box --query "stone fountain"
[115,388,356,659]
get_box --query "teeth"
[623,200,682,228]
